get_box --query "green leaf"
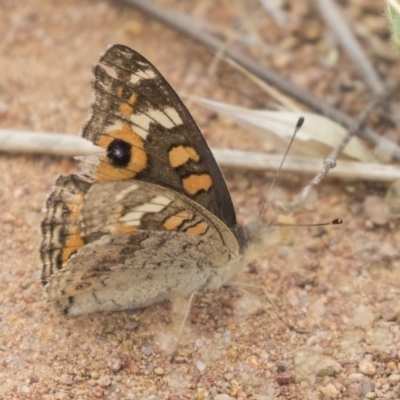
[386,0,400,50]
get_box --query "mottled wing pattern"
[42,180,240,315]
[82,44,236,228]
[40,45,245,315]
[41,175,91,285]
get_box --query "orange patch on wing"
[163,210,192,231]
[182,174,213,195]
[111,225,138,234]
[116,85,124,98]
[128,93,137,104]
[120,102,133,117]
[97,123,147,182]
[169,146,200,168]
[185,221,208,235]
[119,93,137,117]
[62,233,85,264]
[61,193,85,264]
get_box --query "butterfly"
[40,44,269,315]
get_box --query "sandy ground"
[1,1,400,399]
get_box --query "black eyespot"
[107,139,132,167]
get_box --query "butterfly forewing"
[82,44,236,227]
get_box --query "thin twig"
[223,57,302,112]
[0,129,98,156]
[313,0,386,94]
[259,0,287,27]
[1,129,400,182]
[120,0,400,160]
[284,84,400,211]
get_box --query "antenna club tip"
[296,116,305,129]
[332,218,343,225]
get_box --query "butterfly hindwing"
[43,180,240,315]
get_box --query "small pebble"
[154,367,164,376]
[271,53,291,69]
[59,374,74,386]
[93,386,105,397]
[96,375,111,388]
[214,395,235,400]
[195,387,208,400]
[303,21,323,41]
[318,383,339,398]
[90,371,99,379]
[359,360,376,376]
[347,382,363,398]
[294,353,342,380]
[388,373,400,385]
[21,385,30,393]
[141,345,154,357]
[276,371,294,385]
[349,373,364,382]
[107,356,123,372]
[2,212,16,223]
[315,358,342,377]
[379,300,400,322]
[352,304,375,329]
[227,347,238,362]
[196,360,206,372]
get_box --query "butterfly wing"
[42,179,240,315]
[82,44,236,227]
[40,45,243,314]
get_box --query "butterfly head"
[235,220,276,262]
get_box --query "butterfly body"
[40,45,266,315]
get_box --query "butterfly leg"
[169,291,196,361]
[227,282,309,334]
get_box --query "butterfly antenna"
[274,218,343,227]
[258,116,304,218]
